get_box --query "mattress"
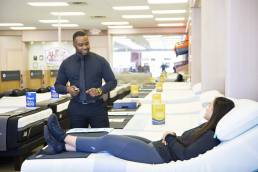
[36,93,71,113]
[108,115,133,129]
[124,114,200,134]
[21,126,258,172]
[21,129,163,172]
[141,90,199,104]
[162,82,191,91]
[0,107,52,151]
[0,93,70,111]
[134,102,202,116]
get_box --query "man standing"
[55,31,117,128]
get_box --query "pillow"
[192,83,202,95]
[200,90,224,108]
[215,99,258,141]
[9,89,25,97]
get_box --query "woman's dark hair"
[187,97,235,145]
[73,31,87,41]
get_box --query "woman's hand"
[161,131,176,145]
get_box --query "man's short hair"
[73,31,87,41]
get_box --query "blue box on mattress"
[50,86,59,99]
[26,92,36,107]
[113,102,138,109]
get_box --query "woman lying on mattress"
[44,97,234,164]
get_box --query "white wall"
[0,36,26,71]
[225,0,258,100]
[190,8,202,85]
[201,0,228,93]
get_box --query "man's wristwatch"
[96,88,103,95]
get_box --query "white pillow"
[215,99,258,141]
[200,90,224,108]
[192,83,202,95]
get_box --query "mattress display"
[0,107,52,152]
[141,90,199,104]
[21,126,258,172]
[135,102,202,116]
[161,82,191,91]
[108,115,133,129]
[21,129,163,172]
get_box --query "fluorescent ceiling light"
[51,12,85,16]
[158,23,185,27]
[39,19,69,23]
[108,25,133,29]
[101,22,129,25]
[152,10,186,14]
[155,17,185,21]
[28,2,69,6]
[112,6,149,11]
[52,24,79,27]
[10,27,36,30]
[122,15,153,19]
[0,23,24,26]
[148,0,188,4]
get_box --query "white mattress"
[21,126,258,172]
[0,93,70,113]
[135,102,202,116]
[124,114,200,135]
[162,82,191,91]
[17,108,53,129]
[141,90,199,104]
[0,106,52,130]
[109,90,118,99]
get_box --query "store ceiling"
[0,0,189,30]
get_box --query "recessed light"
[122,15,153,19]
[27,2,69,6]
[39,19,69,23]
[51,12,85,16]
[152,10,186,14]
[101,22,129,25]
[108,25,133,29]
[51,24,79,27]
[112,6,150,11]
[157,23,185,27]
[10,27,36,30]
[155,17,185,21]
[0,23,24,26]
[148,0,188,4]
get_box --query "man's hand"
[161,131,176,145]
[86,88,102,97]
[67,85,80,97]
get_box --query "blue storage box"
[113,100,138,109]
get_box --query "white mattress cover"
[124,114,200,134]
[109,90,118,98]
[162,82,191,91]
[135,102,202,116]
[0,106,52,129]
[21,126,258,172]
[18,108,53,129]
[56,100,70,112]
[0,94,70,113]
[141,90,199,104]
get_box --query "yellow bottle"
[152,103,165,125]
[130,84,139,97]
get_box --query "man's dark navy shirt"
[55,52,117,103]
